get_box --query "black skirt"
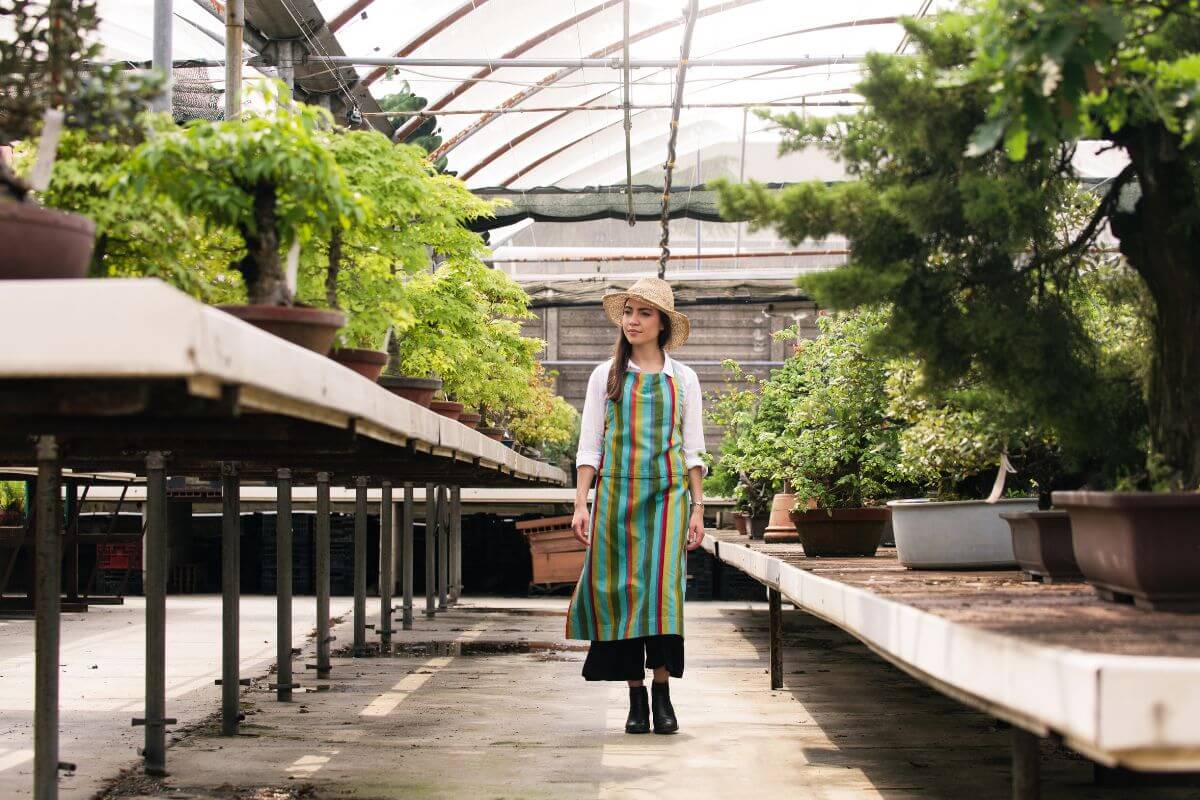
[581,634,684,681]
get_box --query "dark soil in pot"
[329,348,388,381]
[378,375,443,408]
[477,426,505,442]
[219,305,346,355]
[0,203,95,279]
[1053,491,1200,612]
[429,399,464,421]
[458,411,481,429]
[1000,510,1082,584]
[789,508,888,557]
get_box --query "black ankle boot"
[651,681,678,734]
[625,686,650,734]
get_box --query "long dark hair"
[606,310,673,402]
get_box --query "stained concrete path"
[78,597,1200,800]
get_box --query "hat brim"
[602,291,690,351]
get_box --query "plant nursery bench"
[0,279,568,799]
[702,528,1200,798]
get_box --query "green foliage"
[126,83,365,305]
[702,359,781,517]
[379,84,448,172]
[0,481,23,515]
[23,127,238,297]
[716,8,1157,488]
[506,365,580,455]
[776,309,905,509]
[0,0,162,196]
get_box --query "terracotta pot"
[458,411,481,429]
[1000,510,1082,584]
[732,512,750,537]
[0,202,95,279]
[378,375,443,408]
[219,304,346,355]
[477,426,506,442]
[429,399,464,421]
[763,492,800,543]
[789,507,888,557]
[748,514,770,541]
[329,348,388,381]
[1053,491,1200,612]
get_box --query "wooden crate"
[516,515,586,586]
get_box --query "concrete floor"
[0,595,356,799]
[32,596,1194,800]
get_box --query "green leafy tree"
[717,6,1173,486]
[380,83,448,172]
[127,83,364,305]
[507,365,580,455]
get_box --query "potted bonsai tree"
[128,82,364,353]
[0,0,161,279]
[704,360,772,537]
[776,309,906,557]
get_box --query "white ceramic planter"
[887,497,1038,569]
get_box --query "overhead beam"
[361,0,494,87]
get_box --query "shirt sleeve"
[681,368,709,478]
[575,363,608,471]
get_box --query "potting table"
[0,279,568,799]
[702,528,1200,796]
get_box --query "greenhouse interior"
[1,1,1199,799]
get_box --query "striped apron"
[566,368,690,641]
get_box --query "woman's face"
[622,298,664,347]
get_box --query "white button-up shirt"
[575,352,708,478]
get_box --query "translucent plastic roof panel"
[320,0,955,187]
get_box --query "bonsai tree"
[507,365,580,457]
[0,481,23,524]
[717,4,1197,487]
[704,360,770,516]
[0,0,161,202]
[128,83,363,306]
[776,309,907,511]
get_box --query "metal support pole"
[768,587,782,690]
[276,39,296,91]
[152,0,174,114]
[34,437,63,800]
[220,463,240,736]
[140,452,170,775]
[63,479,78,602]
[437,485,449,611]
[379,482,393,651]
[424,483,436,618]
[402,483,414,630]
[224,0,244,119]
[1012,727,1042,800]
[353,476,368,654]
[314,472,332,678]
[274,468,294,701]
[449,485,461,603]
[734,107,748,270]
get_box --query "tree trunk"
[236,182,290,305]
[326,226,342,309]
[1110,125,1200,488]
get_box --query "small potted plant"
[128,83,363,353]
[775,311,902,556]
[0,0,161,279]
[0,482,24,528]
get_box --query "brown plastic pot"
[1052,491,1200,612]
[789,507,888,557]
[1000,509,1082,584]
[748,514,770,541]
[329,348,388,381]
[218,305,346,355]
[429,399,464,421]
[732,512,750,537]
[378,375,443,408]
[476,426,506,442]
[458,411,481,429]
[0,202,95,279]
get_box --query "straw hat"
[602,277,690,351]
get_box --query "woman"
[566,276,707,735]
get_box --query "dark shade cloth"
[582,634,684,681]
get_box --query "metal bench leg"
[34,438,63,799]
[768,587,783,690]
[379,482,393,652]
[425,483,436,618]
[274,469,294,700]
[220,464,241,735]
[1012,727,1041,800]
[449,485,461,604]
[438,485,449,611]
[353,476,368,654]
[314,473,332,679]
[139,452,172,776]
[402,483,414,630]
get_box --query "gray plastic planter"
[887,497,1038,569]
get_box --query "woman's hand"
[571,506,591,546]
[686,506,705,551]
